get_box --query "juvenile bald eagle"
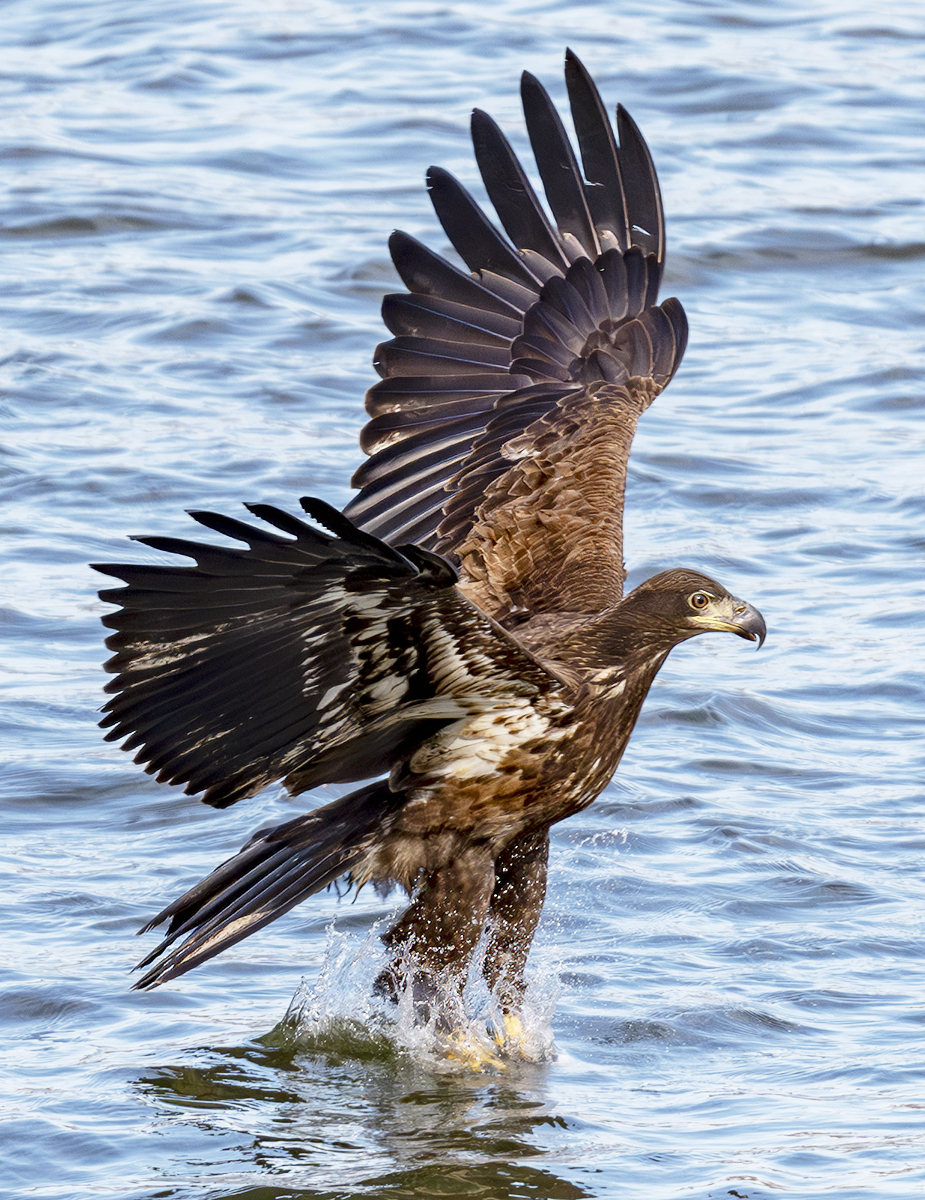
[95,52,765,1026]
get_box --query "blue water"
[2,1,924,1197]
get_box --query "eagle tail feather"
[133,780,400,989]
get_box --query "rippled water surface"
[2,1,924,1197]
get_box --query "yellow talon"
[502,1012,525,1046]
[492,1011,526,1053]
[493,1011,553,1062]
[444,1028,506,1072]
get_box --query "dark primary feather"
[470,105,571,274]
[520,70,599,261]
[562,52,631,252]
[426,166,541,287]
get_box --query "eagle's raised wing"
[343,50,687,624]
[94,499,563,809]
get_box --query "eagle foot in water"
[445,1028,507,1074]
[374,949,551,1067]
[374,958,506,1071]
[490,1011,554,1064]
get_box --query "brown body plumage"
[95,53,765,1031]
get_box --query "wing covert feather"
[445,379,658,620]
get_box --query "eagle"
[95,51,765,1046]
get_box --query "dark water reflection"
[136,1034,593,1198]
[3,0,925,1196]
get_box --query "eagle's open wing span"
[94,498,562,809]
[94,54,766,1008]
[343,50,687,622]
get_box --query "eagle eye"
[689,591,711,611]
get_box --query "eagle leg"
[482,829,549,1013]
[376,841,496,1025]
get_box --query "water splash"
[272,921,560,1072]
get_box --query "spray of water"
[274,921,560,1073]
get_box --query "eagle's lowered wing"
[344,51,687,621]
[94,499,562,809]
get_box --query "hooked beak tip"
[729,599,766,649]
[742,611,767,649]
